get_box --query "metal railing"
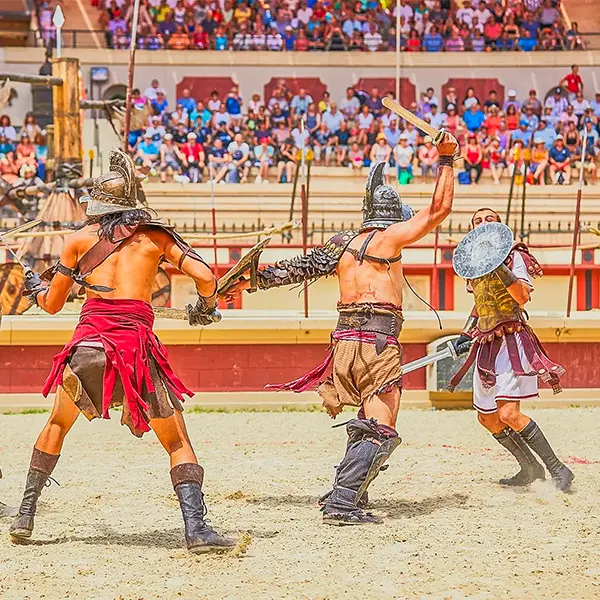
[0,28,594,51]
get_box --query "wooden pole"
[123,0,141,151]
[566,128,588,317]
[209,166,218,274]
[505,157,517,223]
[300,117,309,319]
[51,58,83,168]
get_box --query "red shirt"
[193,30,209,48]
[564,73,582,94]
[181,142,204,161]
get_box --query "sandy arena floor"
[0,406,598,600]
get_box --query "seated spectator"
[484,105,502,136]
[422,26,444,52]
[290,119,311,153]
[496,30,515,51]
[549,135,571,184]
[535,119,557,149]
[214,26,229,50]
[393,134,414,185]
[167,25,190,49]
[22,113,42,141]
[0,116,16,142]
[334,121,351,165]
[456,0,474,26]
[470,28,486,52]
[313,122,335,165]
[113,27,130,49]
[530,138,549,186]
[135,132,160,174]
[272,120,291,145]
[417,136,439,181]
[545,87,568,117]
[208,90,222,112]
[463,87,480,112]
[406,29,421,52]
[505,104,519,131]
[487,136,506,184]
[523,89,542,115]
[212,104,231,129]
[445,30,465,52]
[276,138,296,183]
[254,137,275,183]
[483,16,502,48]
[227,132,252,183]
[15,132,36,167]
[170,103,189,128]
[517,29,537,52]
[542,105,560,131]
[291,89,313,117]
[384,119,401,148]
[560,105,579,129]
[159,133,185,182]
[463,133,483,183]
[522,105,540,131]
[571,92,591,121]
[540,0,560,29]
[207,138,231,184]
[322,102,344,133]
[512,119,533,146]
[521,11,540,40]
[564,121,580,155]
[34,131,47,181]
[566,22,584,50]
[425,104,446,131]
[370,134,391,178]
[151,90,169,116]
[463,103,486,132]
[226,86,244,127]
[0,150,19,184]
[180,132,206,183]
[172,122,190,145]
[267,30,283,51]
[340,87,361,123]
[443,104,462,134]
[348,142,365,173]
[324,25,347,51]
[190,101,211,129]
[364,23,383,51]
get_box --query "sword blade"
[2,219,43,239]
[401,341,457,375]
[0,233,28,270]
[153,306,188,320]
[382,97,444,142]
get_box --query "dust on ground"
[0,407,598,600]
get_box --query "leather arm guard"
[187,288,222,326]
[256,230,359,290]
[494,263,518,288]
[22,269,45,305]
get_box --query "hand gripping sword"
[381,97,461,161]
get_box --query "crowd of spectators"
[0,114,48,188]
[126,66,600,186]
[96,0,585,52]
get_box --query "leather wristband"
[439,155,454,167]
[462,315,478,336]
[494,264,518,288]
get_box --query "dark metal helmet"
[361,162,413,230]
[80,149,138,216]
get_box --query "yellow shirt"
[155,6,172,22]
[234,6,251,23]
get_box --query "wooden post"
[52,58,82,168]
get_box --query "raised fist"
[436,132,459,157]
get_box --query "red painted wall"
[0,342,597,394]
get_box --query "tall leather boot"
[10,448,60,540]
[322,419,401,526]
[493,427,546,486]
[519,420,574,492]
[0,467,18,518]
[171,463,235,554]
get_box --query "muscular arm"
[162,234,217,297]
[384,163,454,249]
[36,235,80,315]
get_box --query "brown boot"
[10,448,60,541]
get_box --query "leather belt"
[336,309,404,354]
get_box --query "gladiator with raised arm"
[227,133,458,525]
[10,149,236,553]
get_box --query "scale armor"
[257,230,359,290]
[361,162,413,230]
[470,244,543,332]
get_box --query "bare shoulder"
[65,225,97,249]
[137,224,173,247]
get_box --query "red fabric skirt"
[42,298,193,434]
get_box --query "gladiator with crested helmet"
[226,133,458,525]
[10,148,237,554]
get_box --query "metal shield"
[452,222,513,279]
[217,236,271,297]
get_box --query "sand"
[0,406,598,600]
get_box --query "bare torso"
[70,224,168,302]
[337,229,404,306]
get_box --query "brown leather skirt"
[317,339,403,414]
[61,346,184,438]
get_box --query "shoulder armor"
[257,230,359,290]
[507,242,543,279]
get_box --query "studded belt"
[336,309,404,339]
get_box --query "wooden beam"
[0,73,63,86]
[51,58,82,168]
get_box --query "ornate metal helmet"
[361,162,414,230]
[80,149,138,216]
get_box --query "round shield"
[452,222,514,280]
[0,263,32,315]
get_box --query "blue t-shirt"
[283,33,296,51]
[225,95,242,115]
[215,35,228,50]
[138,141,159,156]
[549,146,570,162]
[496,38,514,51]
[511,129,532,146]
[519,37,537,51]
[463,110,486,132]
[422,33,443,52]
[152,98,169,114]
[521,21,540,38]
[0,142,14,155]
[536,127,557,148]
[178,97,196,114]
